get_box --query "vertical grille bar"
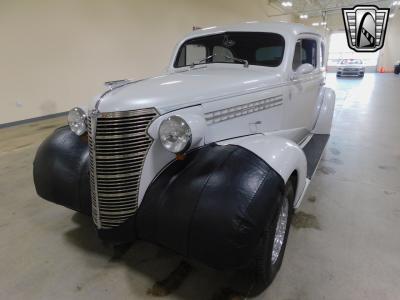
[87,115,100,227]
[87,108,158,229]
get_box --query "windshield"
[341,59,362,65]
[174,32,285,68]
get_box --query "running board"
[302,134,330,179]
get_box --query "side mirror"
[293,63,314,79]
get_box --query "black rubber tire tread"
[246,178,295,296]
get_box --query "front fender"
[218,134,307,207]
[136,143,284,269]
[33,126,91,215]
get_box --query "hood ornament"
[104,79,131,90]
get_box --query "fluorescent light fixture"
[312,22,320,26]
[281,1,293,7]
[321,21,327,25]
[299,14,308,19]
[389,13,395,18]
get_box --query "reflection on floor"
[0,73,399,300]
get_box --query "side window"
[321,42,326,67]
[292,39,317,71]
[176,44,206,67]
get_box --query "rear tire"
[245,179,295,296]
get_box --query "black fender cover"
[33,126,91,215]
[136,144,284,270]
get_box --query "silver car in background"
[336,59,365,78]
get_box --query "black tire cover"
[33,126,91,215]
[136,144,284,269]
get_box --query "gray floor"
[1,73,399,300]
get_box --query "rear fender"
[312,87,336,134]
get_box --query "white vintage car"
[34,22,335,295]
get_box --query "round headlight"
[159,116,192,153]
[68,107,87,136]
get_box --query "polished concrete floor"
[1,73,399,300]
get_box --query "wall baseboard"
[0,111,67,129]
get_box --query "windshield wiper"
[190,54,216,68]
[189,54,249,68]
[224,55,249,68]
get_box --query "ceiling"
[267,0,395,18]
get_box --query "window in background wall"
[328,32,379,67]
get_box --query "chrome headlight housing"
[68,107,87,136]
[159,116,192,153]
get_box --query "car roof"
[183,21,322,40]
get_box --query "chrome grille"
[87,108,158,229]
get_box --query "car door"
[282,36,324,142]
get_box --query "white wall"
[377,13,400,71]
[0,0,285,124]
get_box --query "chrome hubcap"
[271,195,289,265]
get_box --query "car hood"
[340,64,364,68]
[91,65,283,114]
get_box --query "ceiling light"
[393,1,400,6]
[312,22,320,26]
[321,21,327,25]
[300,14,308,19]
[389,13,395,18]
[281,2,293,7]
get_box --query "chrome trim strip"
[98,190,138,198]
[97,171,141,179]
[95,132,147,140]
[95,151,147,160]
[205,96,283,125]
[98,109,157,118]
